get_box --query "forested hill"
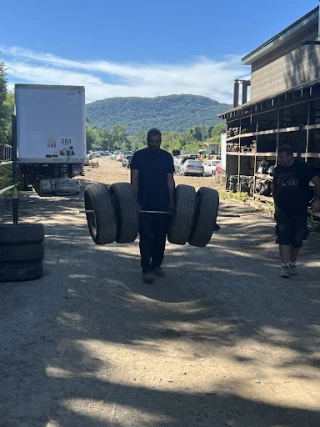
[86,94,230,135]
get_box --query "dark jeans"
[139,212,169,272]
[275,208,309,248]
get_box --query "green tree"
[180,131,196,148]
[3,92,14,144]
[211,123,226,136]
[86,125,96,151]
[110,124,131,150]
[86,123,114,152]
[0,61,9,145]
[132,129,147,151]
[190,126,203,141]
[161,131,180,152]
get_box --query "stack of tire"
[0,224,45,282]
[84,183,219,247]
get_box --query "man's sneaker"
[289,263,297,275]
[142,270,154,284]
[152,266,166,277]
[281,264,290,278]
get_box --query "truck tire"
[84,183,117,245]
[0,260,43,282]
[110,183,138,243]
[168,185,196,245]
[188,187,219,247]
[0,242,45,262]
[0,224,45,245]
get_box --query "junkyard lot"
[0,157,319,426]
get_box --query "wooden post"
[305,101,310,162]
[253,115,260,200]
[276,109,280,164]
[237,118,241,192]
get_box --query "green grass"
[0,164,13,195]
[219,190,249,202]
[308,216,320,232]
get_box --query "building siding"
[251,21,319,100]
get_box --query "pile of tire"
[0,224,45,282]
[84,182,219,247]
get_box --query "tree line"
[87,121,226,154]
[0,61,14,148]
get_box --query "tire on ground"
[0,242,45,262]
[0,260,43,282]
[0,224,44,244]
[84,183,117,245]
[110,182,138,243]
[168,184,196,245]
[188,187,219,247]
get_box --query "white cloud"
[0,45,249,104]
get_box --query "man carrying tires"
[273,145,320,278]
[131,128,175,283]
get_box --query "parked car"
[94,151,102,157]
[122,154,133,168]
[180,159,204,176]
[116,152,124,161]
[120,151,133,162]
[203,159,221,176]
[111,150,120,160]
[175,154,198,172]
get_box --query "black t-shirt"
[273,159,315,213]
[131,148,175,210]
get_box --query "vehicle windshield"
[185,160,202,165]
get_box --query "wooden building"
[219,6,320,195]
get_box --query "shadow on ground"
[0,186,319,426]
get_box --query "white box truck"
[14,84,86,188]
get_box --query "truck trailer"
[14,84,86,189]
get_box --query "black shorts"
[274,209,309,247]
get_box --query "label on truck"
[15,85,86,164]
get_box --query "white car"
[111,150,120,160]
[174,154,198,172]
[203,160,221,176]
[180,159,204,176]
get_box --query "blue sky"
[1,0,318,103]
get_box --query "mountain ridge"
[86,94,230,135]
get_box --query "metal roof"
[242,6,319,65]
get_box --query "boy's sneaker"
[142,270,154,284]
[152,266,166,277]
[281,264,290,278]
[289,263,297,275]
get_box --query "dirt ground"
[0,157,319,427]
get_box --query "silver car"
[180,159,204,176]
[203,160,221,176]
